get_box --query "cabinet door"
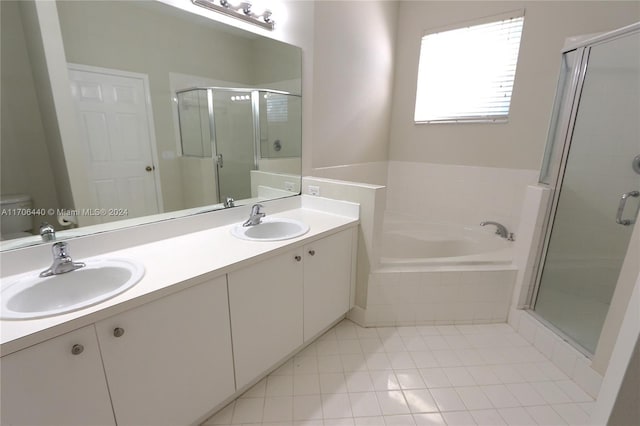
[95,276,235,426]
[304,229,353,340]
[228,249,303,389]
[0,325,115,426]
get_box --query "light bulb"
[249,0,267,16]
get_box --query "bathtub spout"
[480,221,513,240]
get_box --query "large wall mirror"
[0,0,302,251]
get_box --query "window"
[414,12,525,123]
[266,93,288,123]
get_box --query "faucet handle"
[40,222,56,242]
[51,241,69,259]
[243,204,266,227]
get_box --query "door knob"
[145,166,154,172]
[71,344,84,355]
[113,327,125,338]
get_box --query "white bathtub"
[360,213,517,326]
[379,215,513,268]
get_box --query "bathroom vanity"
[0,200,358,425]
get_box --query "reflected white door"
[68,65,161,223]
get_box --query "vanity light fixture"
[192,0,275,30]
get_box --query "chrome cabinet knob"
[113,327,125,338]
[294,255,302,262]
[71,344,84,355]
[308,250,315,256]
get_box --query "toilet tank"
[0,194,34,235]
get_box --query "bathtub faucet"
[480,221,514,241]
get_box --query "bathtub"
[379,218,513,268]
[361,213,517,326]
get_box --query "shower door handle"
[616,190,639,226]
[216,154,223,168]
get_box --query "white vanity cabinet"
[0,219,358,426]
[228,228,356,389]
[303,229,354,340]
[0,325,115,426]
[228,249,304,389]
[94,275,235,426]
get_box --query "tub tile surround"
[301,175,520,330]
[310,162,389,187]
[509,185,552,308]
[203,319,596,426]
[365,269,517,327]
[385,161,539,234]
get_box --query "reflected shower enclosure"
[176,87,301,204]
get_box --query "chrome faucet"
[39,242,86,277]
[243,203,265,227]
[480,221,514,241]
[39,222,56,242]
[224,197,235,208]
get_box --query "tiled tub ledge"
[354,268,518,327]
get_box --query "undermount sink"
[231,218,310,241]
[1,258,145,320]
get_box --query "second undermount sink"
[1,258,145,320]
[231,218,310,242]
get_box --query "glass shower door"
[534,32,640,354]
[210,90,255,202]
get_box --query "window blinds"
[414,15,525,123]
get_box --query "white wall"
[19,0,95,226]
[0,1,60,230]
[389,1,640,170]
[310,1,398,173]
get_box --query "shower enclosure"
[533,24,640,354]
[175,87,301,204]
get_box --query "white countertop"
[1,205,358,356]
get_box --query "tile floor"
[203,320,595,426]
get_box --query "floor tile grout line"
[204,319,594,426]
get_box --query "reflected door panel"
[69,67,160,224]
[211,90,255,202]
